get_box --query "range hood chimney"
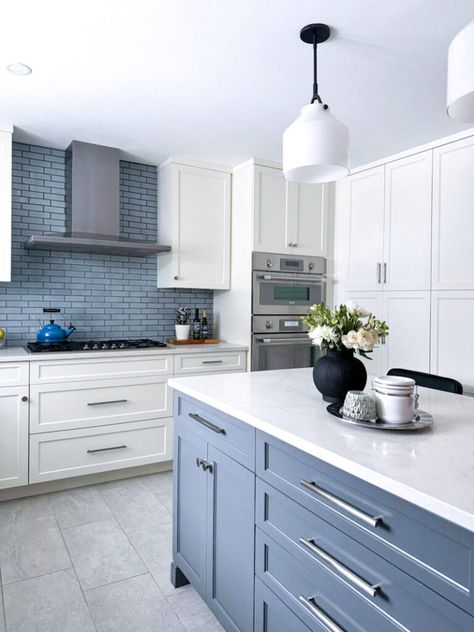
[25,140,171,257]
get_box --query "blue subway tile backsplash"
[0,142,213,346]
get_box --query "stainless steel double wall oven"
[251,252,326,371]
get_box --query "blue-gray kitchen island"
[168,368,474,632]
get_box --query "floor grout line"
[0,564,7,632]
[53,513,98,632]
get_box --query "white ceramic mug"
[374,390,419,424]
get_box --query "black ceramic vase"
[313,348,367,404]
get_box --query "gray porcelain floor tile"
[167,585,224,631]
[0,516,71,585]
[85,573,185,632]
[98,476,171,534]
[62,518,146,590]
[3,568,95,632]
[50,485,113,529]
[127,521,174,595]
[140,471,173,500]
[0,495,53,526]
[0,580,5,632]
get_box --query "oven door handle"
[257,337,311,344]
[257,274,326,283]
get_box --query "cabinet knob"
[288,242,293,247]
[21,396,28,402]
[174,275,179,281]
[293,243,298,247]
[265,321,273,329]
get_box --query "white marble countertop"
[169,368,474,532]
[0,341,248,363]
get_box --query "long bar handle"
[300,480,381,528]
[299,538,379,598]
[201,360,223,364]
[257,338,311,344]
[188,412,226,435]
[298,596,344,632]
[383,262,387,284]
[87,399,128,407]
[258,274,327,283]
[377,262,382,284]
[87,445,127,454]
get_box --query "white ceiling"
[1,0,474,168]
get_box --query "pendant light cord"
[311,36,322,104]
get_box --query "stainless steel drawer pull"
[201,360,223,364]
[377,262,382,284]
[87,445,127,454]
[383,262,387,284]
[300,480,381,528]
[87,399,128,407]
[298,596,343,632]
[299,538,379,598]
[188,412,226,435]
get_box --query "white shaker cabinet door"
[431,291,474,393]
[158,162,231,290]
[0,386,29,489]
[343,167,385,291]
[289,182,328,257]
[383,152,432,290]
[432,136,474,290]
[343,292,385,377]
[0,126,13,282]
[382,291,431,373]
[252,166,290,254]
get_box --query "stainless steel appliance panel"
[251,333,320,372]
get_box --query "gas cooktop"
[27,338,167,353]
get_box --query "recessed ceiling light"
[7,63,32,76]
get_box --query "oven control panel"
[252,251,326,275]
[252,315,309,334]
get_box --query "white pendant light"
[283,23,349,184]
[447,19,474,122]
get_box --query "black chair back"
[387,368,463,395]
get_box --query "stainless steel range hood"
[25,140,171,257]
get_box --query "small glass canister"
[342,390,377,422]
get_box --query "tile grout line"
[53,513,98,632]
[0,563,7,632]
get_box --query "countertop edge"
[169,378,474,533]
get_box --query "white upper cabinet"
[335,151,432,293]
[0,125,13,283]
[288,181,328,257]
[253,166,289,254]
[252,163,328,257]
[384,151,432,290]
[340,166,385,291]
[432,136,474,290]
[157,159,231,290]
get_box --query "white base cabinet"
[0,386,29,489]
[431,291,474,393]
[343,291,431,376]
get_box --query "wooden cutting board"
[166,338,220,345]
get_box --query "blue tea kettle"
[36,320,76,344]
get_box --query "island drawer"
[30,376,172,433]
[173,351,246,375]
[255,577,310,632]
[30,354,173,384]
[29,417,172,483]
[256,479,474,631]
[256,431,474,616]
[256,528,394,632]
[0,362,29,387]
[176,394,255,469]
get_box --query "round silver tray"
[326,403,433,431]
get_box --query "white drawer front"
[0,362,29,387]
[29,418,172,483]
[30,376,171,433]
[174,351,246,375]
[30,353,173,384]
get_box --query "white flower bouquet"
[303,302,389,358]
